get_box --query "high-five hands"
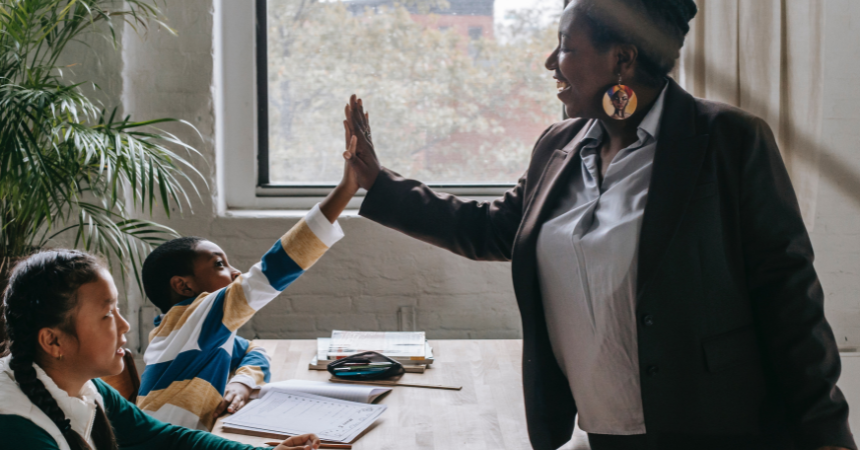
[273,433,321,450]
[342,94,382,191]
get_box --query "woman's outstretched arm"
[342,94,530,261]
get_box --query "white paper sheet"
[224,391,386,443]
[259,379,391,403]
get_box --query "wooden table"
[213,340,589,450]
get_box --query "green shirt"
[0,379,266,450]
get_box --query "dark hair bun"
[576,0,698,86]
[640,0,698,42]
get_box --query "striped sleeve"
[221,203,344,332]
[137,205,342,430]
[229,338,271,390]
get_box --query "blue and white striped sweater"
[137,204,343,430]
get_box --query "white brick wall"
[58,0,860,355]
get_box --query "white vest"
[0,355,104,450]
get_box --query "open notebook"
[222,380,389,443]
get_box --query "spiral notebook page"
[224,391,387,443]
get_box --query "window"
[256,0,563,194]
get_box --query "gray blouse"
[535,84,668,435]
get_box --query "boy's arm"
[218,200,346,333]
[217,148,358,334]
[229,337,271,389]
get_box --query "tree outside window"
[264,0,561,185]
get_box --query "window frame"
[216,0,552,211]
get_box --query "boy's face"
[171,240,241,301]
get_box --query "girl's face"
[58,269,130,380]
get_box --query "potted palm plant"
[0,0,202,287]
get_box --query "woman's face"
[545,0,617,119]
[58,269,130,380]
[612,90,629,111]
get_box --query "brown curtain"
[678,0,825,230]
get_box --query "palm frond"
[0,0,203,292]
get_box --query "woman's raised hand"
[273,433,320,450]
[343,94,381,191]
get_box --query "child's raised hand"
[274,433,321,450]
[341,119,360,193]
[213,382,252,418]
[343,94,381,191]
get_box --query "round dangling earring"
[602,74,638,120]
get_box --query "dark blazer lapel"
[518,120,592,252]
[513,120,592,318]
[637,79,710,294]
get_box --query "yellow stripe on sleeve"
[136,377,224,430]
[222,275,256,332]
[280,218,329,270]
[233,365,267,386]
[148,294,210,342]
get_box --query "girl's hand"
[343,94,381,191]
[273,433,320,450]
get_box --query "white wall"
[59,1,860,355]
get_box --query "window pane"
[265,0,562,184]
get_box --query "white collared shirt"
[536,83,668,435]
[33,363,102,447]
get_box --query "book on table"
[315,332,435,364]
[222,380,389,443]
[329,330,426,359]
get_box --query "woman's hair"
[576,0,698,86]
[0,250,118,450]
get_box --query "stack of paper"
[309,332,435,372]
[224,381,388,443]
[329,330,426,359]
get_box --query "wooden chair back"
[100,348,141,403]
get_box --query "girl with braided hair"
[0,250,320,450]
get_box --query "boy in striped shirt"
[136,139,359,430]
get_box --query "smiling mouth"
[556,79,570,93]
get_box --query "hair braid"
[1,250,117,450]
[7,313,90,449]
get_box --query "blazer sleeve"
[357,126,561,261]
[740,118,855,450]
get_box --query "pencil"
[264,442,351,449]
[328,377,462,391]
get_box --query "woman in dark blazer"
[342,0,854,449]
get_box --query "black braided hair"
[1,250,117,450]
[575,0,698,86]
